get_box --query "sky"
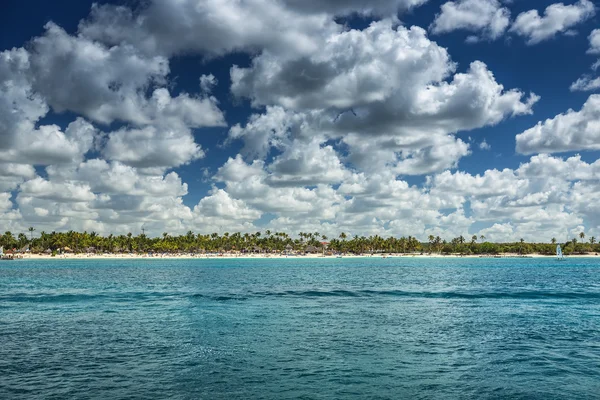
[0,0,599,242]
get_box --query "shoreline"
[11,252,600,260]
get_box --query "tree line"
[0,229,597,255]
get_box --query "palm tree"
[427,235,435,253]
[434,236,442,253]
[551,238,557,245]
[580,232,585,241]
[479,235,485,241]
[28,227,35,241]
[590,236,596,245]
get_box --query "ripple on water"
[1,257,600,399]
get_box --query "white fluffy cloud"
[191,188,261,233]
[29,23,169,125]
[430,0,510,41]
[102,123,205,169]
[516,95,600,154]
[3,0,600,241]
[0,118,97,167]
[281,0,428,16]
[231,21,452,111]
[14,159,196,235]
[230,21,537,176]
[570,76,600,91]
[570,30,600,92]
[423,153,600,241]
[0,20,224,177]
[510,0,596,45]
[77,0,433,59]
[79,0,340,58]
[267,140,350,186]
[0,48,48,149]
[27,23,225,127]
[232,22,537,126]
[589,29,600,54]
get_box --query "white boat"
[556,244,565,261]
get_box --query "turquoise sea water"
[1,257,600,399]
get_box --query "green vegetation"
[0,229,598,255]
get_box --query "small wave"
[0,293,105,303]
[234,289,600,300]
[5,289,600,304]
[260,289,361,298]
[0,291,182,304]
[190,294,247,301]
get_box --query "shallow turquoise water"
[1,257,600,399]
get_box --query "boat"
[556,244,565,261]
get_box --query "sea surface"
[1,257,600,399]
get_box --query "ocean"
[1,257,600,399]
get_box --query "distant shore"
[12,252,600,260]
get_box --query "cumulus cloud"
[0,20,224,178]
[102,123,205,169]
[516,95,600,154]
[4,118,97,166]
[0,48,48,149]
[0,164,36,192]
[281,0,428,16]
[232,21,453,111]
[19,177,96,203]
[14,159,195,235]
[430,168,524,198]
[230,21,537,175]
[29,22,169,125]
[344,134,471,175]
[510,0,596,45]
[77,0,434,60]
[190,188,261,233]
[215,155,344,220]
[430,0,510,41]
[570,30,600,92]
[589,29,600,54]
[570,76,600,91]
[2,0,599,241]
[267,140,350,186]
[78,0,340,58]
[232,22,537,125]
[26,23,225,127]
[422,154,600,241]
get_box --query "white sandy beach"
[16,252,600,260]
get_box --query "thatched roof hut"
[304,245,320,254]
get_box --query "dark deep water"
[1,257,600,399]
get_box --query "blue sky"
[0,0,599,241]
